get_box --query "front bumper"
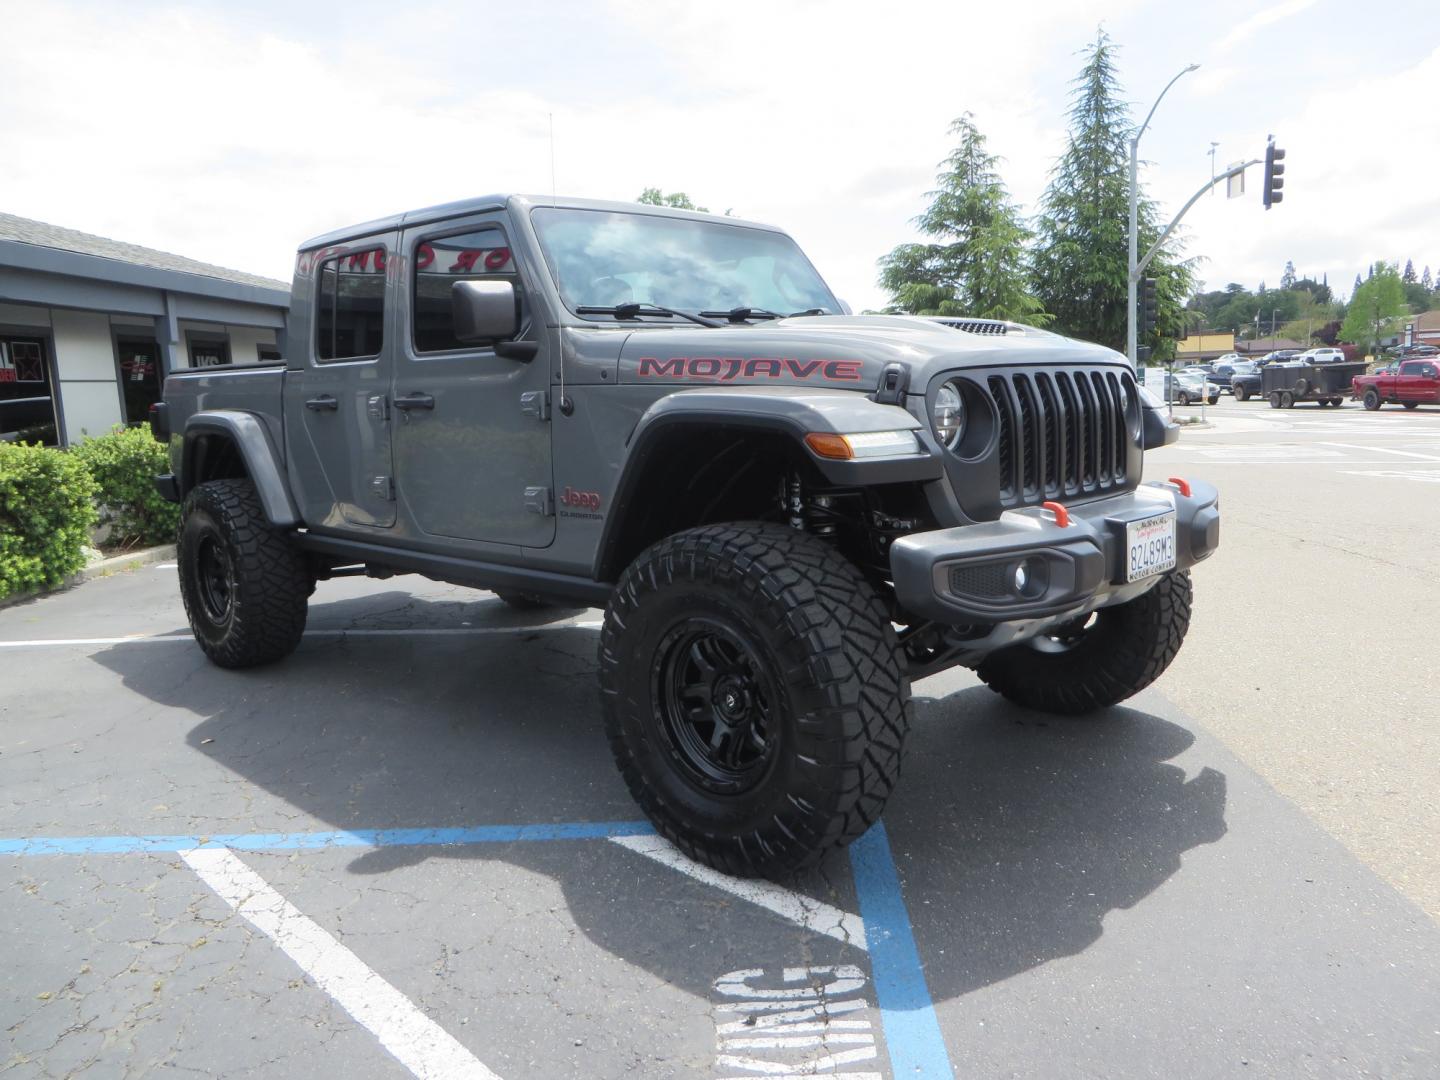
[890,480,1219,627]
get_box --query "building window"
[412,228,520,353]
[316,248,386,361]
[188,335,230,367]
[0,336,59,446]
[116,338,162,425]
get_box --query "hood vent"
[927,317,1012,336]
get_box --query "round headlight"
[933,382,964,449]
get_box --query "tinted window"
[316,248,386,360]
[412,229,520,353]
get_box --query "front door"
[391,216,555,547]
[283,238,397,530]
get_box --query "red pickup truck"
[1352,359,1440,410]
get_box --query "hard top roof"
[298,195,785,251]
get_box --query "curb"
[0,544,176,612]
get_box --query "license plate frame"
[1125,511,1178,583]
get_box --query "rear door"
[391,214,555,547]
[283,237,398,529]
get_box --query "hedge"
[0,440,99,598]
[71,422,180,549]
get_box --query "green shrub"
[71,422,180,549]
[0,440,99,598]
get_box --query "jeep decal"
[637,356,865,382]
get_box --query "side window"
[316,248,386,361]
[413,228,520,353]
[1400,362,1419,377]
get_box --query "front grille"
[984,369,1135,506]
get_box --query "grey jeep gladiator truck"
[153,195,1218,877]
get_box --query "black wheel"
[1404,401,1419,410]
[1363,389,1381,411]
[1331,399,1344,407]
[599,522,910,877]
[1280,391,1294,408]
[977,571,1192,716]
[1235,385,1250,402]
[493,590,551,610]
[178,479,310,669]
[1268,392,1281,409]
[1178,391,1191,406]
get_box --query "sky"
[2,0,1437,313]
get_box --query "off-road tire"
[494,590,551,610]
[1363,389,1381,411]
[976,570,1193,716]
[599,522,910,877]
[178,479,310,669]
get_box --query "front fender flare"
[182,411,299,527]
[593,387,941,579]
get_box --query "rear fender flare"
[182,411,299,527]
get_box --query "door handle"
[393,393,435,411]
[304,395,338,411]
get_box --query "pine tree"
[1403,258,1416,284]
[878,114,1049,323]
[1353,272,1363,295]
[1280,260,1297,289]
[1030,30,1195,355]
[1423,266,1433,290]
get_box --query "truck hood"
[612,315,1126,392]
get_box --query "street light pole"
[1129,63,1200,370]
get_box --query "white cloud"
[1214,0,1316,52]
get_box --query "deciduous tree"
[1341,263,1408,355]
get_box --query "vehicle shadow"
[91,592,1227,1005]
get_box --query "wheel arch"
[592,390,939,582]
[181,411,299,527]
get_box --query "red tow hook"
[1041,501,1071,528]
[1167,476,1192,497]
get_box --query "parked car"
[1385,344,1439,361]
[1254,350,1301,369]
[1299,347,1346,364]
[1165,371,1220,405]
[148,192,1217,877]
[1352,358,1440,410]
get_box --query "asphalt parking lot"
[5,399,1440,1078]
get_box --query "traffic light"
[1141,277,1159,336]
[1263,138,1286,209]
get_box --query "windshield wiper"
[697,306,833,323]
[575,303,720,328]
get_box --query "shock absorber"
[786,472,805,531]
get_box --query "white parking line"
[0,622,605,649]
[1320,442,1440,461]
[610,834,867,950]
[181,847,501,1080]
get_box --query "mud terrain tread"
[179,479,309,669]
[599,522,911,877]
[976,570,1192,716]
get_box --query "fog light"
[1010,557,1049,599]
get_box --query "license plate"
[1125,512,1177,582]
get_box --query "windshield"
[530,207,840,319]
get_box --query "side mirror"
[452,280,519,344]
